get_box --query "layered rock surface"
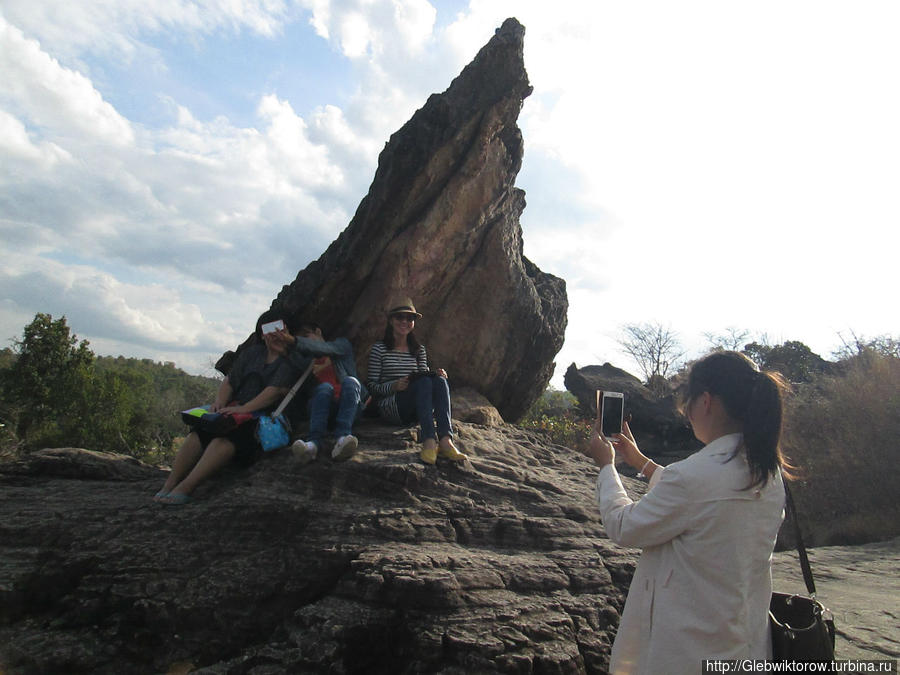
[225,17,567,422]
[1,421,635,674]
[3,430,896,672]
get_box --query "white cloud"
[338,11,373,58]
[304,0,436,59]
[0,12,358,289]
[0,16,135,146]
[0,7,368,371]
[292,0,449,157]
[0,257,238,353]
[256,94,345,189]
[0,0,294,64]
[0,1,440,373]
[0,108,71,166]
[2,0,899,385]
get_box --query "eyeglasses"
[392,314,417,322]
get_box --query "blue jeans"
[396,375,452,442]
[308,377,362,444]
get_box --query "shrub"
[783,351,900,545]
[522,387,578,419]
[520,413,593,452]
[520,388,591,450]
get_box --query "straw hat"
[387,297,423,318]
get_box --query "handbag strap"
[270,360,315,419]
[783,480,817,597]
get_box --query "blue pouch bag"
[255,361,314,453]
[256,414,291,452]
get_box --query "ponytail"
[685,351,793,489]
[743,370,788,488]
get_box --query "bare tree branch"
[617,322,684,383]
[703,327,751,352]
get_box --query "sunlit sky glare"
[1,1,898,388]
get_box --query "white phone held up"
[597,390,625,440]
[261,320,285,335]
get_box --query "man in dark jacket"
[275,322,367,463]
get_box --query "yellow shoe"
[420,442,437,465]
[438,439,467,462]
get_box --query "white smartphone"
[597,390,625,440]
[261,319,285,335]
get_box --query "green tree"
[68,368,148,455]
[521,386,578,422]
[5,313,94,443]
[0,313,224,460]
[519,387,590,451]
[742,341,772,370]
[742,340,829,383]
[0,347,15,370]
[94,355,218,457]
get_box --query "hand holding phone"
[261,319,285,335]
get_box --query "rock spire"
[259,17,567,421]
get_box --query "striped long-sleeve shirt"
[366,341,428,423]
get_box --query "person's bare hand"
[393,376,410,392]
[269,328,295,354]
[436,368,448,379]
[611,420,643,468]
[585,419,615,467]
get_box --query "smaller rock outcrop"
[564,362,699,463]
[0,447,160,481]
[451,386,505,427]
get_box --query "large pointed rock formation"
[267,18,567,422]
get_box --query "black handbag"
[769,482,836,661]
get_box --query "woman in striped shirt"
[366,299,467,465]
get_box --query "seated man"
[276,321,367,463]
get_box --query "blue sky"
[2,1,899,388]
[99,18,355,128]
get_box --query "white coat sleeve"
[595,464,694,548]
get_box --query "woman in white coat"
[586,351,790,674]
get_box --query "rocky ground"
[2,418,895,674]
[771,536,900,661]
[0,420,637,674]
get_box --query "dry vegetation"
[782,352,900,546]
[525,342,900,548]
